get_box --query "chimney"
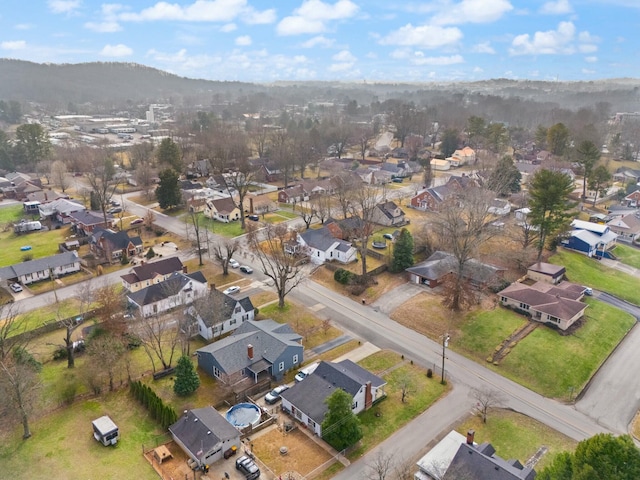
[247,344,254,360]
[249,197,254,214]
[364,381,373,410]
[183,265,188,274]
[466,430,475,445]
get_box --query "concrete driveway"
[370,282,426,314]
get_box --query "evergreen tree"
[173,355,200,397]
[321,388,362,451]
[155,168,181,210]
[391,228,414,273]
[487,155,521,196]
[156,137,183,172]
[440,128,459,158]
[13,123,51,168]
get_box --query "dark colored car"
[247,214,260,221]
[236,455,260,479]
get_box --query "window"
[235,306,241,313]
[213,366,220,378]
[230,318,236,325]
[308,418,316,429]
[292,354,298,364]
[501,296,507,302]
[279,362,285,371]
[519,303,529,310]
[351,401,357,410]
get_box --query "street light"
[441,333,450,385]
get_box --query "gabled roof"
[69,210,113,226]
[40,198,84,215]
[127,271,207,306]
[527,262,565,277]
[299,227,340,251]
[207,197,238,214]
[569,229,617,247]
[444,442,536,480]
[280,360,385,424]
[122,257,184,283]
[376,201,405,220]
[607,213,640,232]
[570,219,609,234]
[0,251,79,280]
[196,320,302,375]
[194,289,255,328]
[92,229,142,250]
[406,251,502,284]
[169,407,238,460]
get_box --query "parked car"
[247,214,260,221]
[223,286,240,295]
[240,265,253,274]
[130,218,144,225]
[294,362,319,382]
[107,207,122,214]
[383,233,394,240]
[265,384,289,404]
[583,286,593,296]
[236,455,260,479]
[228,258,240,268]
[10,283,23,293]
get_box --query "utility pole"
[441,333,450,385]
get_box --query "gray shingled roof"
[195,289,255,328]
[444,442,536,480]
[0,251,79,280]
[69,210,114,225]
[123,257,184,283]
[127,271,207,306]
[300,227,339,251]
[169,407,238,460]
[406,251,501,284]
[196,320,302,375]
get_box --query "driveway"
[370,282,425,314]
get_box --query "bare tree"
[366,449,394,480]
[247,223,307,308]
[137,312,180,373]
[0,302,23,361]
[356,124,373,162]
[185,210,210,266]
[472,388,504,423]
[333,172,360,219]
[188,288,231,341]
[57,282,94,368]
[143,209,156,230]
[85,331,126,392]
[224,161,257,230]
[396,372,415,404]
[392,455,416,480]
[135,161,156,199]
[93,282,126,335]
[85,149,119,223]
[50,160,69,192]
[212,238,240,275]
[348,183,382,281]
[300,205,316,229]
[310,193,333,225]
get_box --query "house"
[406,251,504,288]
[415,430,536,480]
[23,200,41,215]
[450,147,476,167]
[0,251,81,285]
[431,158,451,171]
[120,257,185,292]
[409,175,479,211]
[196,319,303,384]
[613,168,640,185]
[624,189,640,207]
[304,178,336,198]
[90,228,143,260]
[187,289,256,340]
[607,213,640,243]
[488,198,511,216]
[514,207,531,225]
[186,159,210,178]
[38,198,85,224]
[371,201,407,227]
[278,184,308,204]
[169,408,240,470]
[204,197,240,223]
[250,158,282,182]
[296,227,357,265]
[561,219,617,257]
[126,271,208,317]
[280,360,386,436]
[2,172,43,200]
[499,281,588,330]
[527,262,566,285]
[25,190,68,205]
[68,210,115,236]
[536,150,552,163]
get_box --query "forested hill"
[0,59,261,107]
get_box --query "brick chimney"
[249,197,254,214]
[466,430,475,445]
[364,381,372,410]
[247,344,254,360]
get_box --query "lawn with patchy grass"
[0,203,25,223]
[456,409,577,472]
[0,225,71,268]
[497,299,635,399]
[352,350,450,456]
[613,243,640,269]
[549,248,640,303]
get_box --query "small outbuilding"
[92,415,119,446]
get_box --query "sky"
[0,0,638,83]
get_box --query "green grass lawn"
[456,409,577,472]
[549,248,640,303]
[0,225,71,268]
[0,204,25,223]
[495,300,635,399]
[613,243,640,269]
[199,215,246,238]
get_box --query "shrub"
[53,347,68,361]
[334,268,354,285]
[60,382,78,405]
[146,247,156,259]
[22,253,33,262]
[427,368,433,378]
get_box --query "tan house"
[449,146,476,167]
[120,257,185,292]
[607,213,640,243]
[204,197,240,223]
[371,201,407,227]
[527,262,566,285]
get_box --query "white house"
[187,290,256,340]
[488,198,511,216]
[0,251,81,285]
[203,197,241,223]
[297,227,357,265]
[126,271,208,317]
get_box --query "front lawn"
[200,215,246,238]
[549,248,640,303]
[613,243,640,269]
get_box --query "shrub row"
[130,380,177,429]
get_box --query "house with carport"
[406,251,504,289]
[195,320,303,384]
[169,407,240,470]
[280,360,386,436]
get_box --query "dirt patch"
[311,266,408,303]
[143,441,192,480]
[252,426,335,478]
[390,292,455,341]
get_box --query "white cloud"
[242,7,276,24]
[579,44,598,53]
[277,0,359,35]
[431,0,513,26]
[472,42,495,54]
[328,62,354,72]
[380,24,463,49]
[390,49,410,59]
[509,21,576,55]
[100,43,133,57]
[410,54,464,66]
[220,23,237,32]
[332,50,356,62]
[365,52,378,59]
[585,56,598,63]
[1,40,27,50]
[48,0,82,14]
[120,0,247,22]
[301,35,335,48]
[540,0,572,14]
[85,21,122,32]
[235,35,252,46]
[14,24,33,30]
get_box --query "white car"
[228,258,240,268]
[265,384,289,404]
[10,283,23,293]
[223,286,240,295]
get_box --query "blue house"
[195,320,303,384]
[561,219,618,258]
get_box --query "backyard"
[612,243,640,269]
[0,221,71,268]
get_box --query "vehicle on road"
[10,283,23,293]
[583,286,593,296]
[228,258,240,268]
[223,286,240,295]
[130,218,144,225]
[235,455,260,479]
[240,265,253,274]
[265,384,289,404]
[247,214,260,221]
[107,207,123,214]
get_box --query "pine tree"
[155,168,182,210]
[321,388,362,451]
[391,228,414,273]
[173,355,200,397]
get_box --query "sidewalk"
[332,342,380,363]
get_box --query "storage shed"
[92,415,119,446]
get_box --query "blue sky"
[0,0,638,83]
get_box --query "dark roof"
[299,227,339,251]
[0,251,79,280]
[93,228,142,250]
[376,201,405,220]
[169,407,239,460]
[444,442,536,480]
[127,271,206,306]
[195,289,255,328]
[208,197,237,214]
[124,257,184,283]
[69,210,113,225]
[280,360,385,424]
[406,251,502,284]
[499,282,587,321]
[180,180,202,190]
[527,262,565,277]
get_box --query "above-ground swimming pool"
[225,403,261,429]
